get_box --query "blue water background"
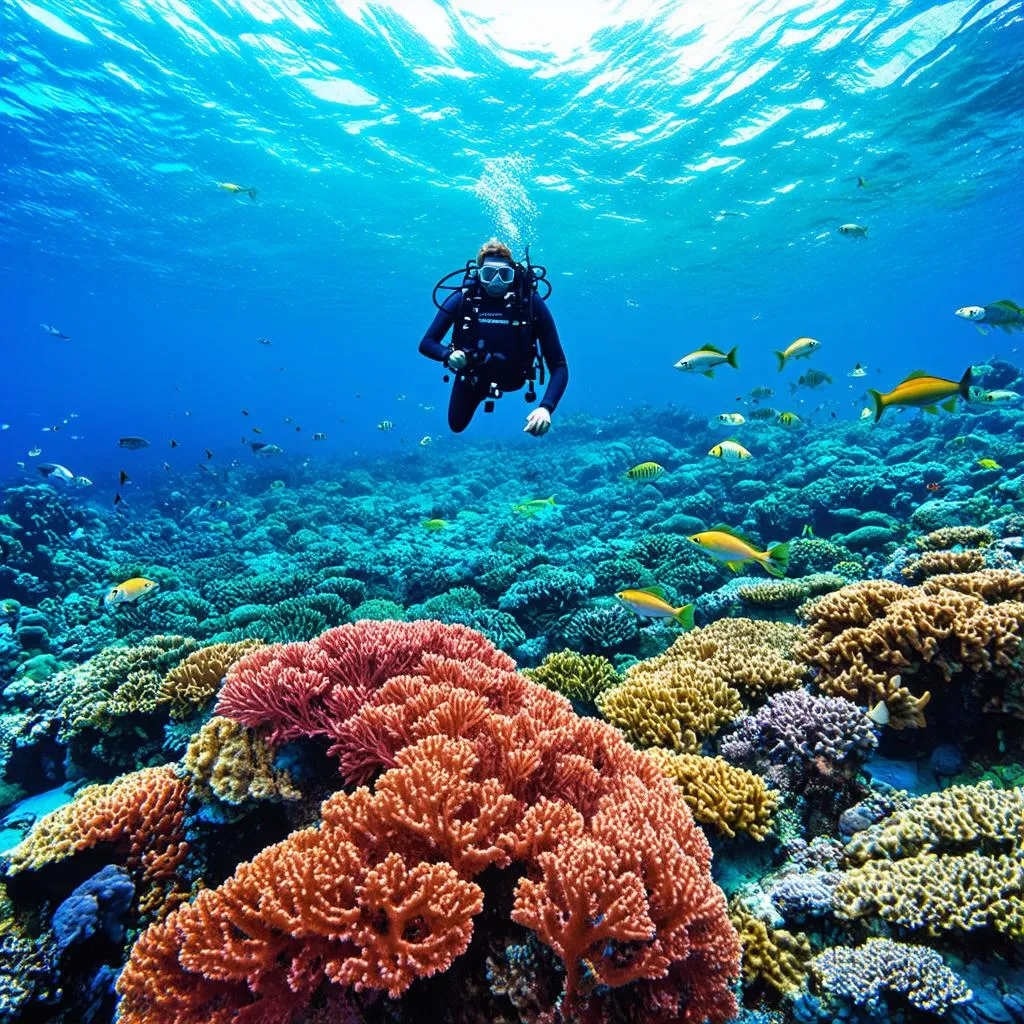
[1,0,1022,490]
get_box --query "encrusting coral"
[6,764,189,920]
[183,715,301,806]
[648,749,778,840]
[799,570,1024,728]
[158,639,263,718]
[598,618,806,753]
[115,620,741,1024]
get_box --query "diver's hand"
[524,407,551,436]
[447,350,467,371]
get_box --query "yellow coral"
[184,716,301,805]
[648,749,777,840]
[159,640,263,719]
[916,526,994,551]
[524,649,618,704]
[730,903,811,995]
[901,549,985,582]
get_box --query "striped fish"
[625,461,665,481]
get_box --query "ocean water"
[1,2,1023,1023]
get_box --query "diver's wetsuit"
[419,290,569,432]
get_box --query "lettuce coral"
[116,624,740,1024]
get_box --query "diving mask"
[479,261,515,295]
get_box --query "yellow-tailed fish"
[614,587,695,628]
[774,336,820,371]
[687,526,790,578]
[625,461,665,481]
[714,412,745,426]
[218,182,257,201]
[514,496,556,516]
[977,459,1002,471]
[708,440,752,461]
[674,344,739,377]
[422,518,447,530]
[104,577,159,609]
[777,411,801,428]
[867,368,972,422]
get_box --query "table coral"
[525,649,619,705]
[598,618,806,753]
[183,716,301,807]
[811,938,971,1015]
[117,628,740,1024]
[799,571,1024,728]
[7,764,189,920]
[158,639,262,718]
[648,749,777,840]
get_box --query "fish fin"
[701,369,715,378]
[724,561,745,573]
[636,585,668,599]
[709,524,756,545]
[866,701,890,726]
[867,388,885,422]
[774,351,787,371]
[673,604,696,630]
[958,365,973,397]
[993,300,1022,312]
[941,398,957,412]
[702,343,724,354]
[766,541,790,577]
[248,188,258,201]
[975,324,990,336]
[901,369,930,381]
[546,496,556,505]
[923,405,938,415]
[726,346,739,369]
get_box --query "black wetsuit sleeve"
[534,298,568,413]
[418,291,461,363]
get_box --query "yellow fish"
[674,344,739,377]
[514,496,556,516]
[422,518,447,530]
[218,182,257,200]
[614,587,695,628]
[977,459,1002,471]
[625,461,665,481]
[708,440,752,461]
[774,336,820,371]
[867,368,972,422]
[687,526,789,578]
[104,577,159,609]
[777,412,801,428]
[715,412,746,426]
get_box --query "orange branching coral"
[799,571,1024,727]
[8,765,189,919]
[159,639,262,718]
[117,625,740,1024]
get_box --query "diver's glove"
[446,350,468,371]
[524,407,552,436]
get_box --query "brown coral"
[799,572,1024,727]
[729,902,811,996]
[648,750,778,840]
[598,619,806,753]
[159,640,263,718]
[7,765,189,919]
[916,526,994,551]
[900,549,985,583]
[183,716,301,805]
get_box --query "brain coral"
[116,624,740,1024]
[799,570,1024,727]
[598,618,807,753]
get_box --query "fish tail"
[765,542,789,578]
[248,188,258,201]
[868,389,885,422]
[774,350,786,372]
[726,346,739,369]
[673,604,695,630]
[958,366,973,398]
[547,496,556,506]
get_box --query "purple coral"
[719,689,877,771]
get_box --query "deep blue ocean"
[1,4,1024,1024]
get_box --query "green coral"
[525,649,619,704]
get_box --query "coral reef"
[524,648,619,705]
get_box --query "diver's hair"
[477,238,514,264]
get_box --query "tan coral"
[159,640,263,719]
[183,716,301,805]
[729,902,811,995]
[648,749,778,840]
[916,526,994,551]
[901,549,985,582]
[799,572,1024,727]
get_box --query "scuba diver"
[419,239,568,434]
